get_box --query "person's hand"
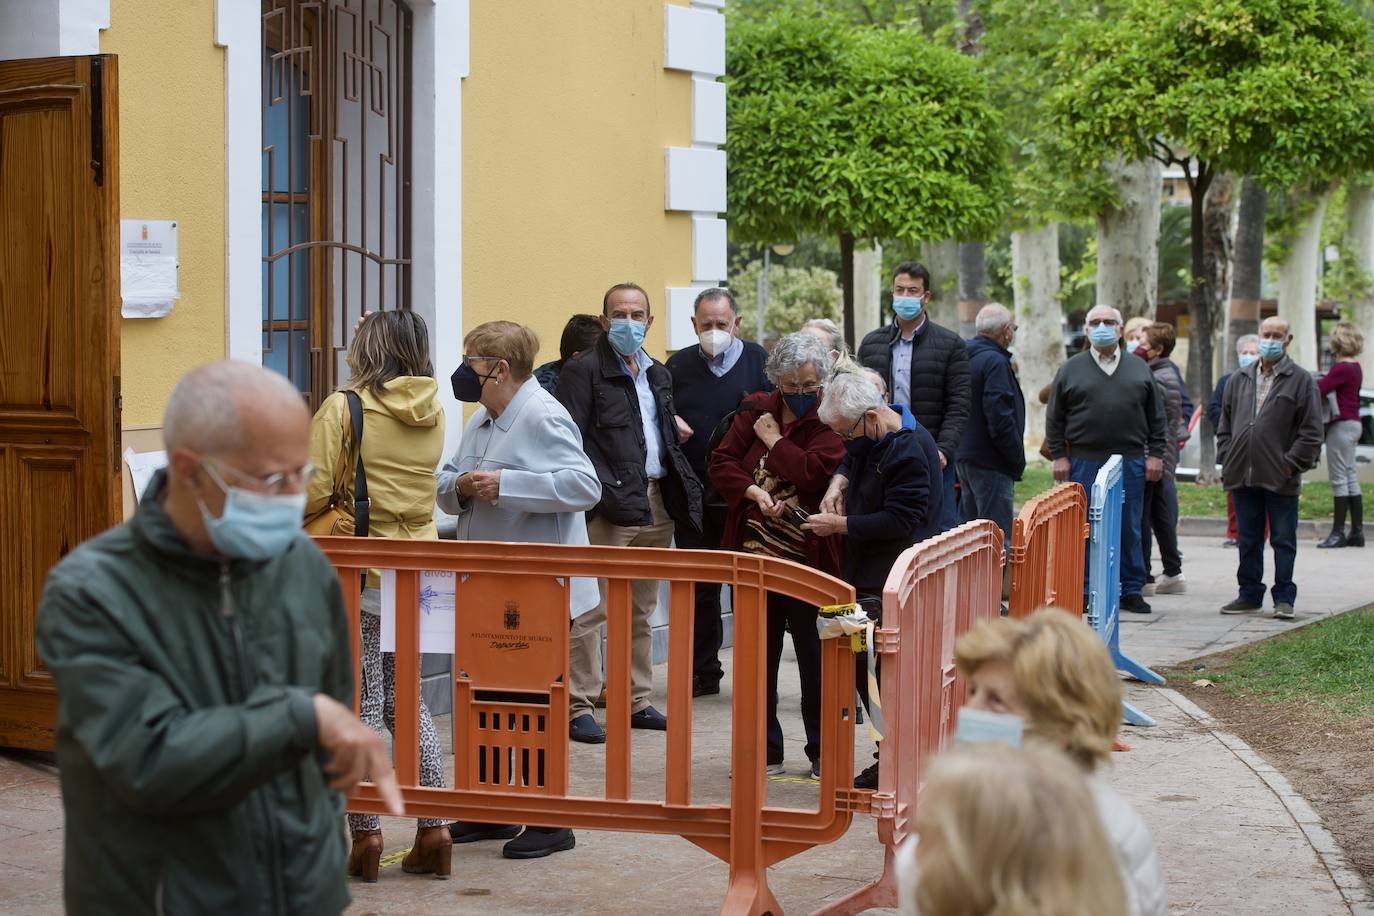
[802,512,847,537]
[760,498,788,518]
[1052,457,1071,482]
[467,470,502,502]
[1145,456,1164,482]
[312,694,404,816]
[753,413,783,449]
[674,415,693,442]
[745,484,775,514]
[820,477,848,516]
[938,451,949,469]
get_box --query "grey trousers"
[1326,420,1362,497]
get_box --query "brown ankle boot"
[348,829,383,883]
[402,825,453,878]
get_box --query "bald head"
[164,361,309,458]
[1260,316,1290,338]
[1258,316,1292,364]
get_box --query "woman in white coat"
[435,320,600,861]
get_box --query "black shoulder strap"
[344,390,369,538]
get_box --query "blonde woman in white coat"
[435,320,600,860]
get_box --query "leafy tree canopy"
[726,13,1010,247]
[1049,0,1374,190]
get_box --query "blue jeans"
[1070,456,1146,598]
[940,461,960,531]
[1232,487,1298,606]
[957,462,1014,548]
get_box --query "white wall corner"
[664,5,724,76]
[59,0,109,55]
[667,287,707,351]
[215,0,262,365]
[665,147,726,213]
[691,217,727,283]
[691,77,726,146]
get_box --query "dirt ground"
[1169,654,1374,888]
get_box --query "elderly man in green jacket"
[36,361,402,915]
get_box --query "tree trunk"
[1097,156,1163,319]
[1276,186,1333,371]
[1225,177,1267,374]
[840,231,856,351]
[853,240,883,340]
[921,239,961,329]
[1011,223,1063,456]
[958,240,987,337]
[1195,172,1235,486]
[1345,182,1374,381]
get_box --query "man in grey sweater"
[1046,304,1167,613]
[1216,316,1323,620]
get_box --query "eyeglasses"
[1086,318,1120,328]
[462,354,501,367]
[844,414,869,441]
[778,384,823,396]
[204,460,316,496]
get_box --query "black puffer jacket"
[557,335,703,535]
[857,318,971,461]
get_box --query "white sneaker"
[765,762,786,776]
[1155,573,1186,594]
[1141,582,1156,596]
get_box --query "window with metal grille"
[261,0,412,410]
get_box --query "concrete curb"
[1158,688,1374,915]
[1177,515,1324,537]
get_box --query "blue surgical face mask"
[892,295,924,321]
[607,318,647,357]
[1087,323,1120,348]
[197,463,305,560]
[1238,353,1259,370]
[954,706,1024,748]
[1258,338,1285,362]
[783,391,818,418]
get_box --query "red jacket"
[708,389,846,575]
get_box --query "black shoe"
[692,675,721,697]
[1119,594,1152,614]
[1317,530,1348,549]
[1220,598,1262,615]
[502,827,575,859]
[449,821,522,844]
[854,762,879,790]
[1349,528,1366,547]
[630,705,668,730]
[569,713,606,744]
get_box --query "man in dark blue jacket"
[956,304,1026,546]
[806,369,941,790]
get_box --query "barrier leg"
[1113,650,1164,685]
[1122,701,1156,727]
[809,845,898,915]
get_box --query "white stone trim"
[664,4,724,76]
[215,0,261,365]
[0,0,108,60]
[691,76,726,146]
[666,287,705,351]
[665,147,726,213]
[691,216,726,283]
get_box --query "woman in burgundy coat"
[709,332,846,778]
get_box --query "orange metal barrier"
[314,537,857,916]
[1007,482,1089,618]
[814,521,1005,915]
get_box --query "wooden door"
[0,56,121,750]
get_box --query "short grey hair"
[1086,303,1124,327]
[818,369,884,427]
[163,361,303,455]
[766,331,834,385]
[800,318,846,355]
[1235,333,1260,354]
[694,287,738,314]
[975,302,1013,336]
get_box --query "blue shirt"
[890,318,929,409]
[623,349,667,480]
[700,335,745,378]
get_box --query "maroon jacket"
[708,389,846,575]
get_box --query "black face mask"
[450,363,499,402]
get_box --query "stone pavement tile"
[1113,685,1351,915]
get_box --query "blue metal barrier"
[1088,455,1163,727]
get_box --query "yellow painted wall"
[102,1,226,427]
[463,0,694,363]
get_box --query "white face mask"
[698,328,733,358]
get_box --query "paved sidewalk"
[1,534,1369,914]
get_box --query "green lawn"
[1170,608,1374,716]
[1013,464,1374,521]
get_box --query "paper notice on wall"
[379,569,457,655]
[120,220,179,318]
[123,448,168,501]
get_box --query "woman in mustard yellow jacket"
[306,310,450,882]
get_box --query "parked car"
[1177,386,1374,483]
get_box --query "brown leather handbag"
[303,390,370,537]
